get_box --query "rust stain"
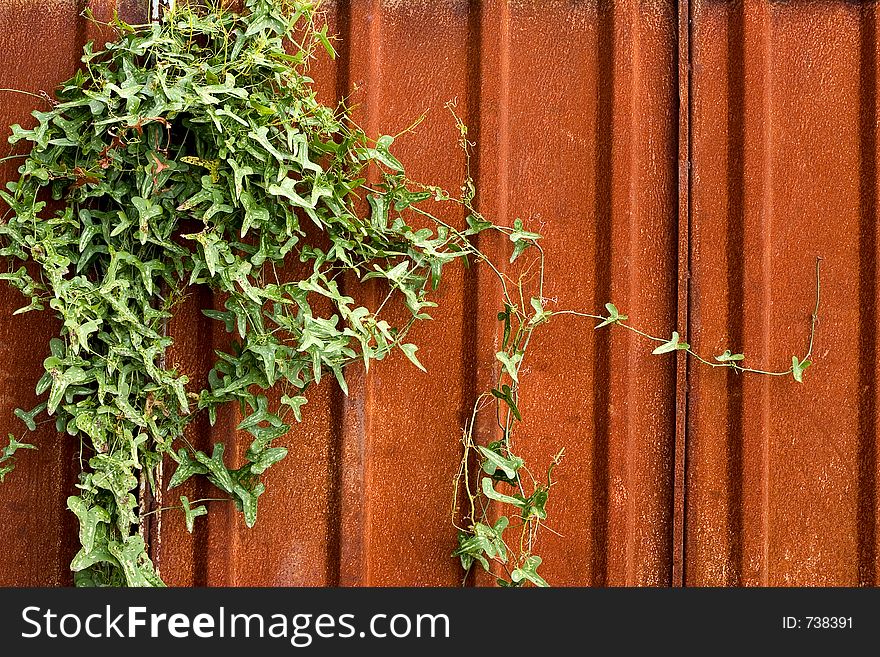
[0,0,679,589]
[688,0,869,586]
[0,0,145,586]
[2,0,876,589]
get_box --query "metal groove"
[726,0,746,586]
[673,0,693,589]
[857,0,878,588]
[591,0,614,587]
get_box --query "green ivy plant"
[451,254,819,587]
[0,0,820,588]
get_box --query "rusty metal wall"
[0,0,873,588]
[0,0,132,587]
[686,0,878,586]
[152,0,679,587]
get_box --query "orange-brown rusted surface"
[154,0,680,587]
[673,0,692,588]
[498,0,679,585]
[0,0,680,588]
[5,0,874,588]
[0,0,145,586]
[687,0,874,585]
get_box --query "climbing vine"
[0,0,818,587]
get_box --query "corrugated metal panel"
[0,0,680,587]
[493,0,679,586]
[153,0,680,587]
[687,0,872,586]
[4,0,873,588]
[0,0,143,587]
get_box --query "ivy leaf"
[2,433,36,459]
[131,196,162,244]
[228,158,255,199]
[67,496,109,553]
[478,445,523,480]
[168,449,209,489]
[529,296,552,326]
[490,384,521,421]
[316,23,337,59]
[498,304,512,348]
[47,366,89,414]
[357,135,403,171]
[393,190,431,212]
[595,302,628,329]
[715,349,745,362]
[203,308,236,333]
[180,495,207,534]
[89,455,139,533]
[0,433,36,482]
[267,177,314,208]
[14,402,46,431]
[70,543,119,573]
[495,351,522,383]
[237,396,280,431]
[7,123,34,145]
[196,444,236,494]
[523,488,549,520]
[511,555,549,587]
[399,343,426,372]
[249,446,288,475]
[367,194,389,230]
[466,213,493,235]
[244,425,288,456]
[290,132,323,174]
[233,482,265,528]
[792,356,811,383]
[508,218,541,262]
[454,538,487,572]
[481,477,525,507]
[248,125,290,163]
[652,331,689,355]
[280,395,308,422]
[331,366,349,395]
[247,338,283,383]
[510,239,530,263]
[452,516,509,571]
[107,536,162,588]
[240,191,270,237]
[71,319,101,353]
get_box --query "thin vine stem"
[140,498,231,518]
[552,256,822,378]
